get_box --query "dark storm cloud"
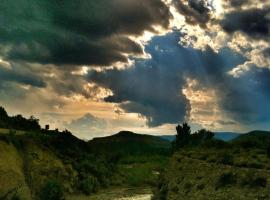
[0,0,171,66]
[173,0,211,26]
[221,7,270,40]
[87,31,261,127]
[88,31,191,127]
[226,0,249,7]
[218,67,270,123]
[0,63,46,88]
[90,64,190,127]
[184,46,270,124]
[225,0,266,8]
[6,35,143,66]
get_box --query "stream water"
[67,187,152,200]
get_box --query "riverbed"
[67,187,152,200]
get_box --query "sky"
[0,0,269,139]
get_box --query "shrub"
[152,179,168,200]
[158,183,168,200]
[184,182,192,192]
[79,176,100,195]
[197,183,205,190]
[248,160,264,169]
[199,153,208,160]
[235,137,262,149]
[11,192,22,200]
[202,139,229,149]
[217,152,234,165]
[252,177,267,187]
[235,160,248,167]
[241,171,267,188]
[267,146,270,158]
[40,180,65,200]
[171,185,178,193]
[216,172,237,189]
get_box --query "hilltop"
[89,131,170,155]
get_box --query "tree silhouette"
[0,106,41,131]
[173,123,214,150]
[175,122,191,148]
[191,129,214,145]
[0,107,8,118]
[0,106,8,127]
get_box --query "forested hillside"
[0,106,170,200]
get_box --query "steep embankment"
[153,131,270,200]
[0,133,77,200]
[0,140,31,199]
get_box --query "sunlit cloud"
[0,0,269,138]
[182,78,241,131]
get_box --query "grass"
[216,171,237,188]
[0,140,32,200]
[0,128,25,135]
[153,134,270,200]
[241,171,267,188]
[118,155,169,187]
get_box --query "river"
[67,187,152,200]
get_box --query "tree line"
[173,122,214,150]
[0,106,41,131]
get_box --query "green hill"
[0,129,171,199]
[89,131,171,155]
[153,130,270,200]
[231,130,270,149]
[88,131,171,187]
[0,131,80,200]
[0,128,141,200]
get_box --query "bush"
[197,183,205,190]
[40,180,65,200]
[152,180,168,200]
[267,146,270,158]
[183,182,192,193]
[234,137,262,149]
[11,192,22,200]
[248,160,264,169]
[201,139,229,149]
[216,172,237,189]
[241,171,267,188]
[251,177,267,187]
[79,176,100,195]
[217,152,234,165]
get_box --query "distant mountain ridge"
[158,131,269,142]
[214,132,241,141]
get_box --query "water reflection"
[116,194,152,200]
